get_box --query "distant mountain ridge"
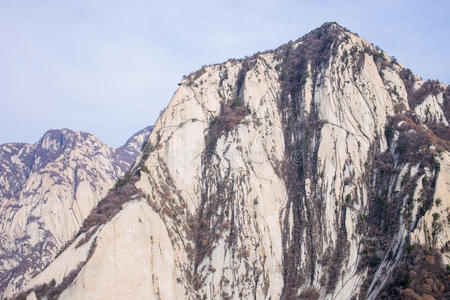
[115,125,154,169]
[0,126,152,298]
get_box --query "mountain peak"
[318,21,351,32]
[36,129,74,151]
[8,23,450,300]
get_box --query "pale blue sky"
[1,0,449,146]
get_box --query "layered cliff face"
[0,127,152,298]
[18,23,449,299]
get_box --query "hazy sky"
[1,0,449,147]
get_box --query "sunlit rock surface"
[14,23,450,299]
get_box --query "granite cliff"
[10,23,450,299]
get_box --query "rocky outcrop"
[17,23,449,299]
[0,127,151,298]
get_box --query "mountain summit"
[11,23,450,299]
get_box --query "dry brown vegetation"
[274,22,349,298]
[392,114,450,154]
[378,244,450,299]
[399,69,444,109]
[443,86,450,122]
[80,176,142,234]
[217,100,249,132]
[358,110,446,298]
[13,240,97,300]
[188,59,252,279]
[299,287,321,300]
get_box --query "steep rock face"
[0,127,152,298]
[20,23,449,299]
